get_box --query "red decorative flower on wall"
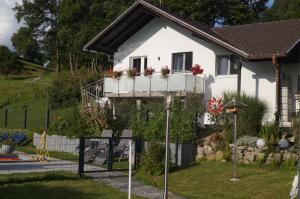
[192,64,204,76]
[207,97,223,114]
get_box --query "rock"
[196,147,205,160]
[203,139,211,146]
[274,153,282,162]
[206,153,216,160]
[237,146,246,150]
[283,152,291,161]
[210,142,218,150]
[288,136,296,143]
[215,151,224,160]
[244,151,256,162]
[203,145,213,154]
[247,147,254,152]
[266,153,274,164]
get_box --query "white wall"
[113,17,299,122]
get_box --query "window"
[216,55,239,76]
[172,52,193,72]
[130,56,147,76]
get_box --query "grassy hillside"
[0,70,74,132]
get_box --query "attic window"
[216,55,239,76]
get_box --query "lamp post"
[164,94,172,199]
[295,92,300,199]
[223,97,247,182]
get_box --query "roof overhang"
[84,0,299,62]
[83,0,250,59]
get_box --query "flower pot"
[1,144,15,154]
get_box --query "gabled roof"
[84,0,300,61]
[212,18,300,60]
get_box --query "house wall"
[113,17,300,122]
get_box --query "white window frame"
[216,55,239,77]
[129,56,147,76]
[172,52,193,73]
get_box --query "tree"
[265,0,300,21]
[0,46,22,78]
[149,0,268,26]
[14,0,61,73]
[11,27,44,64]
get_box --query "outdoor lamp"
[223,97,247,182]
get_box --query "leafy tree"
[11,27,44,64]
[265,0,300,21]
[0,45,22,78]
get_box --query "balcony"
[103,73,205,98]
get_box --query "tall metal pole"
[298,102,300,199]
[231,112,239,181]
[128,140,132,199]
[164,95,171,199]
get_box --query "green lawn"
[0,173,144,199]
[136,161,295,199]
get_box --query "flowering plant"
[144,67,155,77]
[127,68,138,79]
[192,64,204,75]
[161,66,170,79]
[113,70,123,79]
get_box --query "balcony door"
[130,56,147,76]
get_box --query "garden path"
[86,171,184,199]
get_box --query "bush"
[141,141,165,176]
[49,70,99,109]
[223,92,268,137]
[49,106,94,137]
[236,135,259,147]
[258,122,279,143]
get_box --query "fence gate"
[78,137,139,175]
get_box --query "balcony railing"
[103,73,205,97]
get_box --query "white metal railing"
[103,73,205,94]
[81,79,104,104]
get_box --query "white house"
[83,0,300,127]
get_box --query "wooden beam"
[272,55,281,125]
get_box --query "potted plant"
[1,139,16,154]
[161,66,170,79]
[145,67,155,95]
[127,68,138,79]
[144,67,155,77]
[192,64,204,75]
[113,70,123,80]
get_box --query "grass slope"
[0,72,74,131]
[136,161,295,199]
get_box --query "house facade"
[83,0,300,127]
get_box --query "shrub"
[141,141,165,176]
[223,92,268,137]
[236,135,259,147]
[258,122,279,143]
[49,106,94,137]
[49,70,99,109]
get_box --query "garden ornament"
[36,131,49,162]
[256,138,266,149]
[278,139,289,149]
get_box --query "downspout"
[272,55,281,126]
[237,60,242,99]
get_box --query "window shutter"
[185,52,193,71]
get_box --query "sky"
[0,0,275,51]
[0,0,23,50]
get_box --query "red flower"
[192,64,204,75]
[207,97,223,114]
